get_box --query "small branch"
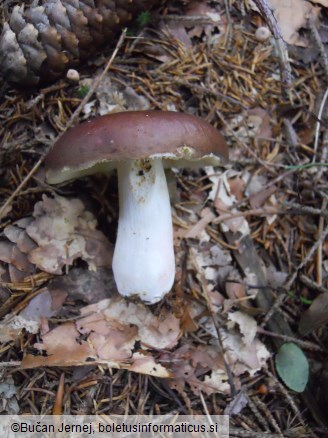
[316,199,327,285]
[0,157,43,220]
[309,20,328,83]
[284,221,328,291]
[257,327,325,352]
[65,29,127,130]
[158,14,219,25]
[299,274,328,294]
[211,206,328,226]
[265,370,309,432]
[312,88,328,163]
[260,293,286,328]
[0,361,21,367]
[252,0,292,99]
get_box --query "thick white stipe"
[112,158,175,304]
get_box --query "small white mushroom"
[255,26,271,42]
[66,69,80,83]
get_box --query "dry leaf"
[0,241,15,264]
[311,0,328,6]
[185,0,223,41]
[204,313,270,377]
[28,194,112,273]
[161,22,193,48]
[248,108,272,139]
[225,282,246,301]
[21,297,180,377]
[249,185,277,209]
[266,266,288,289]
[189,246,227,308]
[224,389,249,415]
[81,76,150,118]
[0,195,113,282]
[0,314,40,342]
[203,369,231,395]
[127,353,169,377]
[184,208,216,239]
[222,331,270,376]
[245,174,267,196]
[267,0,320,47]
[20,289,67,321]
[225,108,271,142]
[165,344,232,396]
[229,177,245,201]
[227,311,257,346]
[0,204,12,219]
[299,292,328,335]
[210,172,250,236]
[0,377,19,414]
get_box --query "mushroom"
[44,111,228,304]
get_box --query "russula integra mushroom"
[44,111,228,304]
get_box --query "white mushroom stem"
[112,158,175,304]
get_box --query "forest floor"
[0,1,328,437]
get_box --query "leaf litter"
[2,211,271,394]
[0,194,113,281]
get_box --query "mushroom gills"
[112,158,175,304]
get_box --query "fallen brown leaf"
[299,292,328,335]
[21,297,180,377]
[267,0,320,47]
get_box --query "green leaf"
[275,343,309,392]
[127,11,152,36]
[137,11,151,27]
[77,84,89,99]
[287,291,313,306]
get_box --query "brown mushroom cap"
[45,110,229,184]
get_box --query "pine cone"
[0,0,160,86]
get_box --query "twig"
[212,206,328,226]
[283,202,328,217]
[0,157,43,220]
[316,198,327,285]
[264,370,315,435]
[223,0,233,52]
[65,29,127,130]
[312,88,328,163]
[314,129,328,181]
[252,0,292,99]
[284,221,328,291]
[199,391,212,422]
[252,396,283,435]
[257,327,326,352]
[247,395,271,432]
[309,20,328,83]
[158,14,219,25]
[300,274,328,294]
[0,361,21,367]
[173,78,247,109]
[260,293,286,328]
